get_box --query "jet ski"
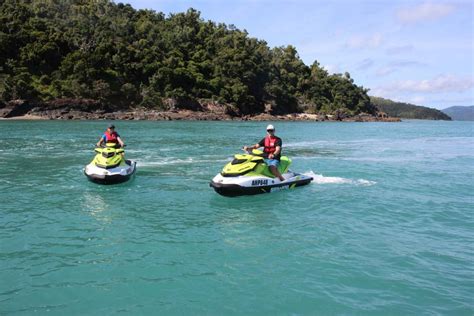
[84,143,136,184]
[210,149,313,196]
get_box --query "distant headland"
[441,106,474,121]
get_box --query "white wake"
[303,171,376,186]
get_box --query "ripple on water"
[0,120,473,314]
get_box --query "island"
[1,0,442,122]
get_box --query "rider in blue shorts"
[243,124,285,181]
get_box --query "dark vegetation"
[0,0,375,116]
[371,97,451,120]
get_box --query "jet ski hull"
[210,172,313,197]
[84,160,137,185]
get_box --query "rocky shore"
[0,99,401,122]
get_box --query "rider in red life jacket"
[96,124,125,148]
[243,124,285,181]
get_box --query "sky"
[124,0,473,109]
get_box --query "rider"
[243,124,285,181]
[96,124,125,148]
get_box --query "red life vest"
[264,135,278,155]
[104,131,119,144]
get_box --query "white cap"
[266,124,275,131]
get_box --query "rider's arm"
[244,141,262,151]
[96,135,105,147]
[244,143,260,149]
[269,145,281,158]
[117,136,125,147]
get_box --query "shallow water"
[1,120,473,314]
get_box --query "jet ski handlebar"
[241,148,265,157]
[95,144,126,149]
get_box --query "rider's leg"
[269,165,285,181]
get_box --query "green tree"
[0,0,374,115]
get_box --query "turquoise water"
[1,120,473,315]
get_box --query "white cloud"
[346,33,383,49]
[408,95,427,104]
[376,74,474,94]
[396,3,456,24]
[323,64,340,74]
[434,96,474,107]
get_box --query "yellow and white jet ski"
[210,149,313,196]
[84,143,136,184]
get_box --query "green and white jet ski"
[84,143,136,184]
[210,149,313,197]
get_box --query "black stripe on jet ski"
[210,177,312,197]
[84,162,136,185]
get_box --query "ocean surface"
[0,120,473,315]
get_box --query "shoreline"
[0,99,401,122]
[0,114,48,120]
[0,110,401,122]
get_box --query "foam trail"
[137,157,228,167]
[303,171,376,186]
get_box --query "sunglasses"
[267,129,274,132]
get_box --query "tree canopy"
[0,0,375,115]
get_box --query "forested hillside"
[371,97,451,120]
[0,0,375,115]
